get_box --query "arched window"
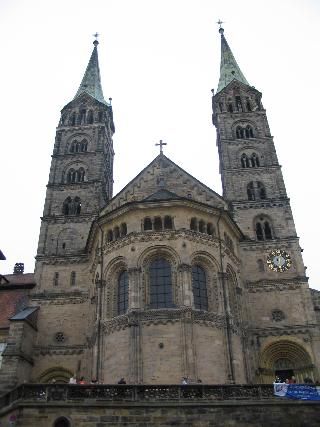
[87,110,94,124]
[192,265,208,311]
[164,216,173,230]
[241,153,250,168]
[70,271,76,286]
[207,223,215,236]
[120,223,127,236]
[255,217,273,241]
[190,218,197,231]
[198,220,205,233]
[154,217,162,231]
[118,271,129,315]
[251,153,260,167]
[53,417,71,427]
[149,258,172,308]
[98,111,103,122]
[77,167,85,182]
[62,197,72,215]
[246,98,252,112]
[228,102,233,113]
[257,181,266,199]
[144,217,152,231]
[236,96,243,112]
[247,182,255,201]
[67,168,76,183]
[114,226,120,240]
[81,139,88,152]
[74,197,81,215]
[245,125,254,138]
[70,141,76,152]
[236,126,244,139]
[107,230,113,242]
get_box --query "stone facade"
[1,30,320,403]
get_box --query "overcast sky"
[0,0,319,289]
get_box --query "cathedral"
[1,25,320,398]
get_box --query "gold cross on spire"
[93,32,100,40]
[155,140,167,154]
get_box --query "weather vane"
[155,140,167,154]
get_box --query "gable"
[101,155,226,215]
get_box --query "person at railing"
[181,377,188,385]
[90,378,98,384]
[78,376,86,385]
[69,374,77,384]
[117,377,126,384]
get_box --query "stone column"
[178,264,193,307]
[128,311,142,384]
[128,267,141,310]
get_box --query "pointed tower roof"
[217,27,249,93]
[74,40,107,104]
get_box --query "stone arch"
[138,245,180,308]
[232,120,257,139]
[38,367,73,383]
[258,339,315,384]
[62,160,89,183]
[53,417,72,427]
[190,251,220,313]
[104,256,128,319]
[65,132,91,154]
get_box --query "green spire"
[74,40,107,104]
[217,27,249,93]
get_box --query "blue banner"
[274,383,320,400]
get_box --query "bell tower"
[212,25,312,322]
[36,39,115,274]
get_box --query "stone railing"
[0,384,275,409]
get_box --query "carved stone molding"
[102,308,227,335]
[246,281,303,293]
[32,292,89,305]
[34,345,86,356]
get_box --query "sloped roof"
[217,28,249,93]
[101,154,226,215]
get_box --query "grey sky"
[0,0,319,289]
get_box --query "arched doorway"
[258,340,315,383]
[53,417,71,427]
[38,367,73,384]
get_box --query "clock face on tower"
[267,249,292,272]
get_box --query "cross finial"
[93,32,99,46]
[217,19,224,28]
[155,139,167,154]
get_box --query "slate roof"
[217,27,249,93]
[74,40,108,105]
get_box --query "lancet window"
[117,271,129,315]
[241,152,260,168]
[62,197,81,215]
[236,124,254,139]
[192,265,208,311]
[255,217,273,240]
[247,181,266,201]
[149,258,173,309]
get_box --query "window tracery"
[255,216,273,240]
[149,258,173,309]
[62,197,81,215]
[192,265,208,311]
